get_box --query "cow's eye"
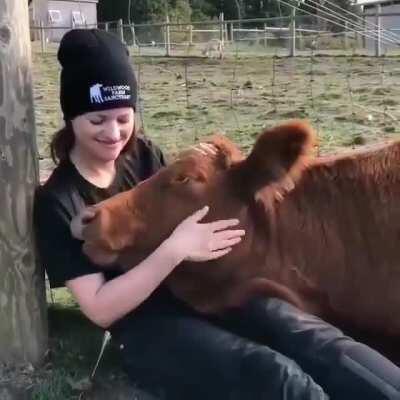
[173,175,190,184]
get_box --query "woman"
[34,29,400,400]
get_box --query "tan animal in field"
[201,39,224,59]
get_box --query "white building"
[357,0,400,51]
[29,0,98,42]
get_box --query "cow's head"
[82,120,315,267]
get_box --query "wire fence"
[31,10,400,183]
[33,52,400,181]
[30,12,400,58]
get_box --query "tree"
[189,0,217,21]
[164,0,192,23]
[300,0,356,31]
[99,0,191,24]
[97,0,307,23]
[204,0,292,21]
[0,0,47,364]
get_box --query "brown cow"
[81,120,400,349]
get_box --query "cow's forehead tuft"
[175,151,218,167]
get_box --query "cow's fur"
[81,120,400,356]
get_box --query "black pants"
[113,297,400,400]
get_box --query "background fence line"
[30,9,400,183]
[30,13,400,58]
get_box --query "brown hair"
[50,119,139,165]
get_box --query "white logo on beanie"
[89,83,131,104]
[90,84,104,104]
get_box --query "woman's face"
[71,107,135,163]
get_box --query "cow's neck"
[261,146,400,334]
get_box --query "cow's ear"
[206,134,245,169]
[237,120,316,194]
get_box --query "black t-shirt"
[34,136,178,330]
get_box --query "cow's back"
[270,140,400,336]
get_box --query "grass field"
[33,50,400,179]
[27,50,400,398]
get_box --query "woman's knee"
[117,322,329,400]
[261,300,400,399]
[324,341,400,400]
[235,343,329,400]
[227,298,400,399]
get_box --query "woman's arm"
[66,239,181,329]
[68,206,245,328]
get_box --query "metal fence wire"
[29,12,400,57]
[31,13,400,184]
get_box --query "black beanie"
[58,29,137,120]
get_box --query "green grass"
[33,51,400,180]
[29,288,131,399]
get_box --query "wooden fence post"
[39,21,46,53]
[219,12,224,44]
[165,15,171,57]
[298,29,304,51]
[344,20,349,50]
[375,4,382,57]
[118,18,124,43]
[362,14,366,50]
[289,8,296,57]
[188,24,193,46]
[130,23,136,48]
[0,0,47,365]
[263,23,268,48]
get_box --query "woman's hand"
[70,207,96,240]
[165,206,245,263]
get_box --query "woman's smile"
[96,138,123,147]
